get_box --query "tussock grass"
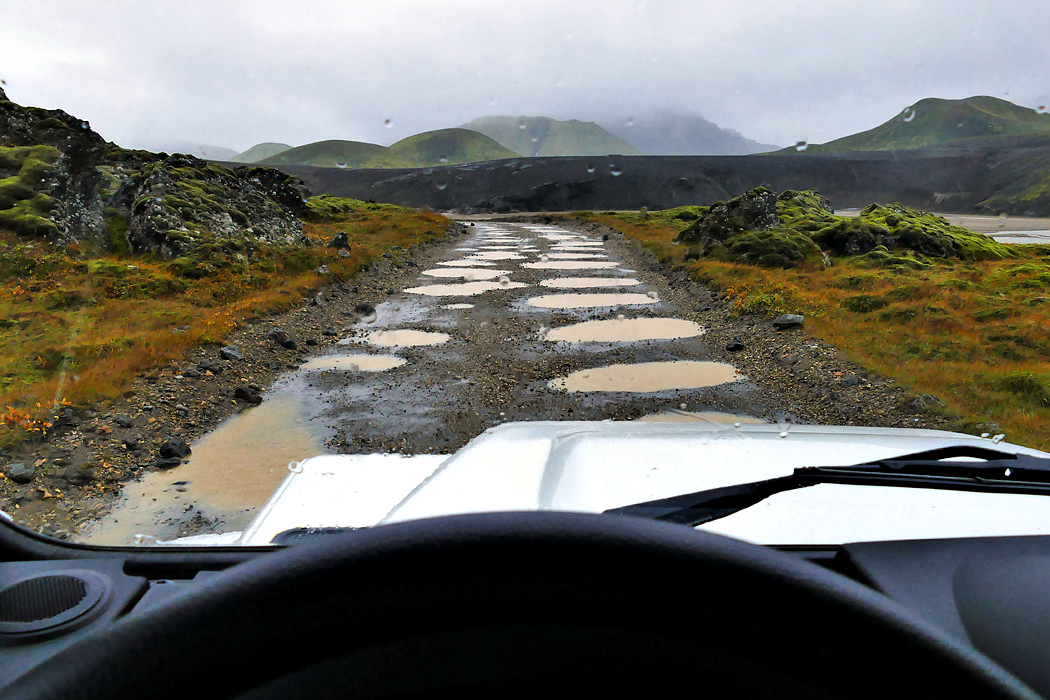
[572,210,1050,451]
[0,204,447,438]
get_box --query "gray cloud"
[1,0,1046,153]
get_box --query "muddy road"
[80,218,935,545]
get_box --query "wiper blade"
[604,445,1050,527]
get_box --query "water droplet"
[540,254,550,262]
[349,363,359,371]
[364,313,378,324]
[992,434,1006,444]
[1038,105,1047,114]
[586,164,596,173]
[518,120,527,130]
[733,422,741,428]
[1005,467,1012,476]
[902,107,916,122]
[981,432,991,438]
[609,163,622,176]
[794,141,808,152]
[288,461,304,473]
[626,116,634,126]
[439,155,448,163]
[336,160,348,169]
[384,118,393,128]
[646,290,658,299]
[133,534,159,546]
[616,314,625,320]
[531,137,538,143]
[488,97,497,107]
[499,275,510,287]
[435,182,448,190]
[957,122,965,128]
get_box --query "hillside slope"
[797,96,1050,153]
[231,142,293,163]
[460,116,639,157]
[258,139,397,168]
[602,111,779,155]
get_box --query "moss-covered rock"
[848,245,932,270]
[722,229,823,269]
[859,203,1013,261]
[677,186,779,247]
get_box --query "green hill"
[460,116,640,157]
[256,129,519,169]
[794,96,1050,154]
[387,128,521,165]
[230,142,293,163]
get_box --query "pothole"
[422,267,508,280]
[527,292,657,309]
[443,303,475,310]
[539,277,640,289]
[524,261,620,270]
[546,318,705,343]
[545,253,608,259]
[466,251,525,260]
[363,329,451,347]
[437,259,498,267]
[300,354,408,371]
[550,361,740,393]
[405,281,527,296]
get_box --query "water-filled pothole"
[438,259,497,267]
[527,293,657,309]
[550,361,739,393]
[364,329,451,347]
[546,318,705,343]
[422,267,508,280]
[546,252,608,259]
[300,354,407,371]
[524,261,620,270]
[443,303,475,310]
[466,251,525,260]
[405,281,527,296]
[539,277,640,289]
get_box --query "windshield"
[0,1,1048,546]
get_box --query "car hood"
[172,420,1050,546]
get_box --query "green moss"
[842,295,890,313]
[722,228,821,268]
[848,245,932,270]
[996,371,1050,406]
[775,190,837,231]
[0,146,61,237]
[303,194,412,222]
[103,206,129,256]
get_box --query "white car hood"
[176,420,1050,546]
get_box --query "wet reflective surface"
[524,260,620,270]
[422,267,508,280]
[539,277,641,289]
[300,354,407,371]
[546,317,705,343]
[550,361,740,393]
[405,280,527,296]
[527,292,658,309]
[364,329,451,347]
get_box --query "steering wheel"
[6,512,1038,699]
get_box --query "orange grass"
[569,211,1050,451]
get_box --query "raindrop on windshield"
[646,290,658,299]
[439,155,448,163]
[435,181,448,190]
[288,461,304,474]
[518,120,527,130]
[384,118,393,128]
[902,107,916,122]
[992,434,1006,444]
[626,116,634,126]
[540,254,549,262]
[489,97,497,107]
[335,160,348,169]
[363,312,378,324]
[498,275,510,287]
[1038,105,1047,114]
[609,164,622,176]
[794,141,808,152]
[586,164,596,173]
[616,314,625,320]
[531,137,538,143]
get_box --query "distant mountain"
[258,129,519,169]
[601,112,779,155]
[230,142,292,163]
[128,138,238,161]
[792,96,1050,154]
[460,116,640,157]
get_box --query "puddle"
[466,251,525,260]
[636,410,766,424]
[422,267,508,280]
[527,293,658,309]
[540,277,640,289]
[546,252,608,259]
[300,354,407,371]
[546,318,705,343]
[405,281,527,296]
[550,361,739,393]
[552,242,604,248]
[443,303,475,309]
[79,392,327,545]
[364,329,451,347]
[437,259,498,267]
[524,261,620,270]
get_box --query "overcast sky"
[2,0,1047,154]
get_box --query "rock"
[355,303,376,316]
[316,265,329,274]
[156,457,182,470]
[198,358,223,374]
[248,383,262,392]
[113,414,134,428]
[170,325,190,334]
[63,465,95,485]
[234,385,263,404]
[841,377,862,388]
[123,435,142,450]
[305,338,318,346]
[677,186,779,247]
[181,368,201,379]
[267,328,290,345]
[174,404,189,413]
[725,338,745,352]
[327,231,349,248]
[976,421,1002,434]
[773,314,805,330]
[602,234,609,241]
[159,436,191,459]
[6,462,35,484]
[907,394,945,413]
[280,338,298,350]
[310,296,326,307]
[386,288,396,295]
[219,345,243,361]
[322,326,339,336]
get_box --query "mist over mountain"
[460,116,639,157]
[125,138,238,161]
[601,111,780,155]
[231,142,293,163]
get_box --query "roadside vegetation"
[0,197,447,443]
[572,196,1050,451]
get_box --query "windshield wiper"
[604,445,1050,527]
